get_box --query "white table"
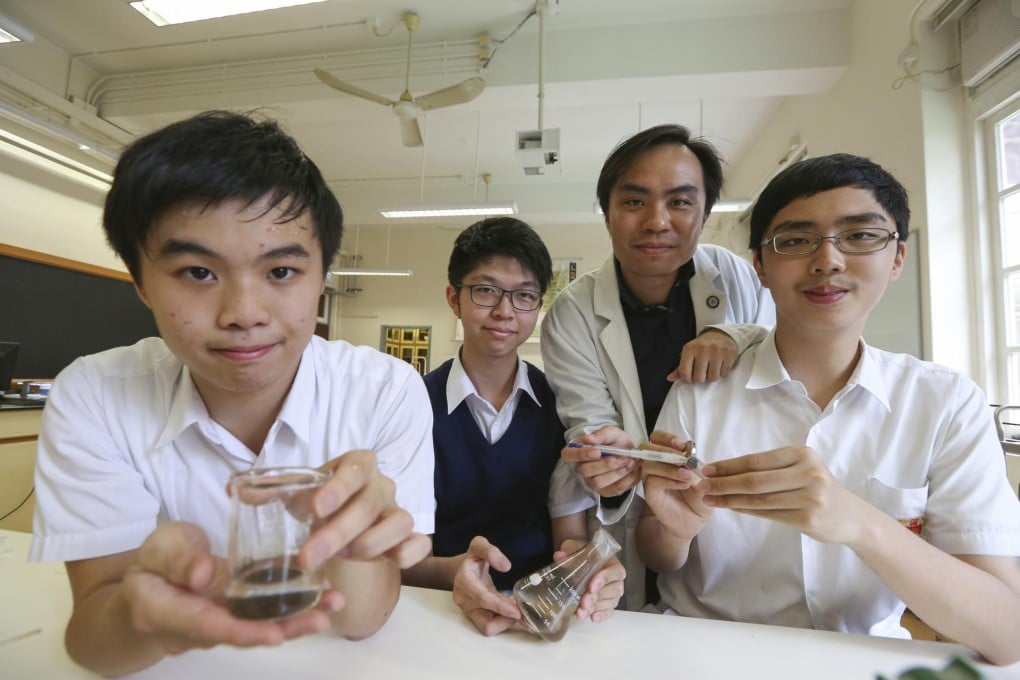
[2,529,1018,680]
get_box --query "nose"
[810,238,846,274]
[641,202,670,232]
[217,278,271,329]
[491,291,516,316]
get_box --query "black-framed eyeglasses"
[760,227,899,256]
[456,283,543,311]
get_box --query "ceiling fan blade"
[415,77,486,111]
[313,68,395,107]
[400,117,423,147]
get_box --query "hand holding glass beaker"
[512,528,622,641]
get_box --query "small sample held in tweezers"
[568,441,703,477]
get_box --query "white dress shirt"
[30,335,436,562]
[650,330,1020,636]
[445,352,539,444]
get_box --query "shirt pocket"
[864,475,929,533]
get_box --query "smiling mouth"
[215,345,275,361]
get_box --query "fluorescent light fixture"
[330,269,413,277]
[379,203,518,219]
[712,200,753,213]
[0,12,34,43]
[130,0,328,26]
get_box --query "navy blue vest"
[424,359,564,591]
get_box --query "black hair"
[595,124,725,218]
[103,110,342,282]
[749,153,910,257]
[447,217,552,293]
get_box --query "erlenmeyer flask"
[512,527,621,641]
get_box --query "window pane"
[1007,271,1020,346]
[1009,351,1020,404]
[1004,190,1020,268]
[1000,109,1020,189]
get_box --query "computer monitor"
[0,341,19,396]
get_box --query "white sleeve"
[370,365,436,535]
[29,358,160,562]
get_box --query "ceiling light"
[712,200,753,213]
[0,12,34,43]
[379,203,518,219]
[129,0,328,27]
[329,269,413,277]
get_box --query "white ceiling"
[0,0,852,230]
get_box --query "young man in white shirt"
[636,153,1020,665]
[30,111,435,675]
[403,218,624,635]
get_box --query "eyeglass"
[761,227,899,255]
[456,283,543,311]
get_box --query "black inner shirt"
[617,258,697,435]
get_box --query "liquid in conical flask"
[512,527,621,641]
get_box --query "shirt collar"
[446,351,540,413]
[615,257,695,313]
[746,330,891,412]
[152,341,316,450]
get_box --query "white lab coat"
[541,244,776,610]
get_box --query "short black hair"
[103,110,343,282]
[749,153,910,257]
[595,124,725,218]
[447,217,552,293]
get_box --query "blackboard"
[0,247,159,379]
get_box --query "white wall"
[721,0,928,360]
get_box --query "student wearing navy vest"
[402,217,625,635]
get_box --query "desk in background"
[2,531,1019,680]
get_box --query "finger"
[700,447,803,479]
[586,465,641,496]
[647,430,688,451]
[304,475,398,568]
[313,450,376,518]
[275,608,335,639]
[136,523,218,592]
[384,533,433,569]
[466,536,512,573]
[561,445,603,464]
[340,505,415,560]
[466,608,518,637]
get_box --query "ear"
[752,252,769,289]
[888,241,906,283]
[134,281,152,309]
[445,284,461,317]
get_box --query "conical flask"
[512,527,621,641]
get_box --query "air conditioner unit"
[959,0,1020,87]
[516,128,561,176]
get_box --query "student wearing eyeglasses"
[402,217,626,635]
[635,153,1020,665]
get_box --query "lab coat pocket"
[864,476,928,534]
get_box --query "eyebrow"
[615,182,700,198]
[770,212,890,233]
[465,273,540,289]
[156,239,311,262]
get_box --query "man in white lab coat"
[541,124,775,609]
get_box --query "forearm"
[325,557,402,640]
[401,554,462,590]
[636,516,693,574]
[551,512,587,548]
[851,510,1020,665]
[66,583,168,677]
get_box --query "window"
[988,103,1020,402]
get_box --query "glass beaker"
[225,466,330,620]
[512,527,621,641]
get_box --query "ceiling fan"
[313,12,485,147]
